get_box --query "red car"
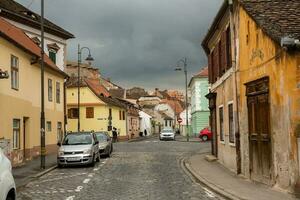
[199,127,212,141]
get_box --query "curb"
[128,135,156,143]
[31,165,58,178]
[181,157,243,200]
[16,165,57,190]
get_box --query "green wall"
[191,111,209,136]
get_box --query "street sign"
[177,118,183,124]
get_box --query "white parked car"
[159,129,175,141]
[0,148,16,200]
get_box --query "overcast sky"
[18,0,222,90]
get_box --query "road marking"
[75,186,83,192]
[83,178,90,184]
[88,173,95,177]
[203,187,216,198]
[93,167,100,171]
[66,195,75,200]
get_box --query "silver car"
[95,132,113,157]
[159,129,175,140]
[57,132,100,167]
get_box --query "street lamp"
[175,57,189,142]
[39,0,46,169]
[77,45,94,132]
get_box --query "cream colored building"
[66,78,128,140]
[0,17,67,166]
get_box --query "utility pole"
[40,0,46,169]
[175,57,189,142]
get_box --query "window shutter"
[208,53,213,84]
[86,107,94,118]
[221,31,227,73]
[226,27,232,69]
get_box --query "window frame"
[219,105,225,143]
[13,119,20,149]
[49,50,57,64]
[46,121,52,132]
[56,82,60,104]
[228,101,235,145]
[86,107,94,119]
[11,55,19,90]
[68,108,79,119]
[48,79,53,102]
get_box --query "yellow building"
[66,78,128,140]
[204,0,300,193]
[0,18,67,166]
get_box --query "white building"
[179,107,192,136]
[139,111,152,136]
[0,0,74,71]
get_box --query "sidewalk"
[184,154,297,200]
[13,154,57,189]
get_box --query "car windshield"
[62,133,93,145]
[95,133,108,142]
[162,130,172,133]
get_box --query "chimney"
[124,89,127,99]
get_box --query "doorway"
[246,77,272,184]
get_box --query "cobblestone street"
[18,136,225,200]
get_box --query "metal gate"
[246,77,272,184]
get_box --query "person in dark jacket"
[112,127,118,143]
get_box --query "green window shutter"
[49,51,56,64]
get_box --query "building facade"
[204,0,300,193]
[66,78,128,140]
[189,67,210,137]
[0,0,74,71]
[0,17,66,166]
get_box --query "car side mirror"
[94,140,99,145]
[57,142,61,147]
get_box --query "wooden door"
[246,78,272,184]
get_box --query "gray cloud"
[18,0,222,90]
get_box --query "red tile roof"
[85,78,110,97]
[0,17,67,77]
[195,67,208,78]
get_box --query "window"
[169,120,172,127]
[13,119,20,149]
[11,55,19,90]
[49,51,56,64]
[219,106,224,142]
[165,120,168,127]
[228,103,235,143]
[122,111,125,120]
[86,107,94,118]
[56,82,60,104]
[48,79,53,102]
[119,110,122,120]
[47,121,52,132]
[68,108,79,119]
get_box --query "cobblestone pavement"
[18,136,225,200]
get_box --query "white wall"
[5,19,68,71]
[139,111,152,135]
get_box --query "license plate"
[67,157,80,161]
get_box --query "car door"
[92,133,99,154]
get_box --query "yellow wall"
[66,87,127,137]
[0,37,65,166]
[238,7,300,191]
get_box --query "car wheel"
[202,135,208,141]
[96,153,100,162]
[90,155,96,167]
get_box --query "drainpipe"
[229,0,242,174]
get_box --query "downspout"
[63,77,68,137]
[229,0,242,174]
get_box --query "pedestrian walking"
[112,127,118,143]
